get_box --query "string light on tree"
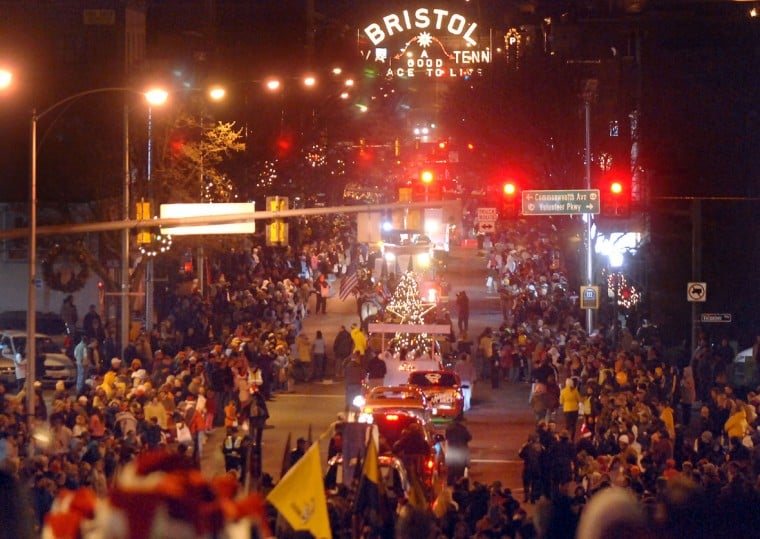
[201,173,237,203]
[305,144,326,168]
[385,271,436,355]
[605,271,640,309]
[256,160,278,189]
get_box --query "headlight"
[352,395,366,408]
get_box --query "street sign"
[477,207,498,222]
[477,207,498,234]
[580,285,599,310]
[522,189,600,215]
[478,222,496,234]
[687,282,707,302]
[700,313,732,323]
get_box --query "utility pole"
[582,79,598,335]
[690,199,702,357]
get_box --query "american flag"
[339,266,360,301]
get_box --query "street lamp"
[0,68,12,89]
[421,169,434,202]
[141,88,169,332]
[27,86,163,426]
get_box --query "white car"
[0,330,76,387]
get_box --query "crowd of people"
[1,213,759,538]
[0,217,366,535]
[462,223,760,538]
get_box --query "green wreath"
[42,243,90,293]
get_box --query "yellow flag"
[267,442,332,539]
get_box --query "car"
[0,330,77,388]
[355,385,431,424]
[371,411,445,486]
[0,311,70,349]
[407,370,465,420]
[0,311,69,336]
[382,356,442,386]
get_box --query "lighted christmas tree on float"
[385,271,436,356]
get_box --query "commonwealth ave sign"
[521,189,600,216]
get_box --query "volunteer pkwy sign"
[522,189,600,216]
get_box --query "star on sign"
[417,32,433,48]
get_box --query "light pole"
[582,79,598,335]
[27,87,162,426]
[121,103,130,358]
[142,89,169,334]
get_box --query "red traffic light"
[501,181,520,218]
[601,176,630,217]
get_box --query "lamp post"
[27,87,162,426]
[582,79,598,335]
[142,89,169,334]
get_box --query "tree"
[385,271,436,356]
[151,98,246,204]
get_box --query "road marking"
[470,459,523,464]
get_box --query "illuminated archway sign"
[360,7,490,79]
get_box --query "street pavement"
[201,244,536,498]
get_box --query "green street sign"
[521,189,600,215]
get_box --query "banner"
[267,443,332,538]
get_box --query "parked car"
[407,370,465,420]
[0,311,71,350]
[0,330,76,387]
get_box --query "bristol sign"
[360,7,490,79]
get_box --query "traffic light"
[600,175,631,217]
[266,196,289,246]
[501,181,520,218]
[420,169,434,184]
[136,200,152,244]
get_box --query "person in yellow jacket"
[559,378,582,440]
[724,399,749,440]
[350,323,367,356]
[657,400,676,441]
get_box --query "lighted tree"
[385,271,436,356]
[151,97,246,204]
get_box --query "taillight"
[385,414,399,421]
[425,457,435,470]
